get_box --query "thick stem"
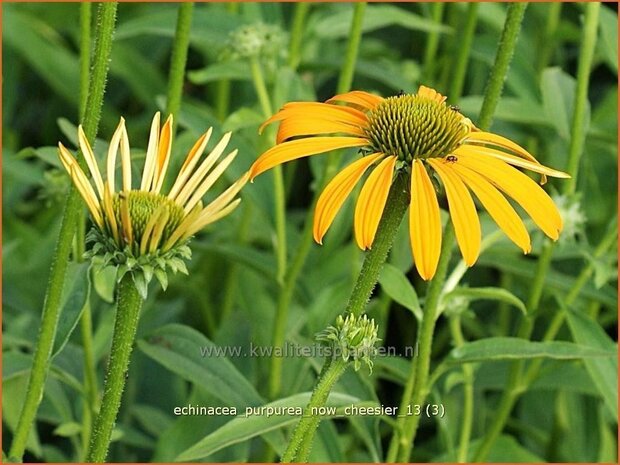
[280,358,348,463]
[448,3,479,102]
[86,275,143,462]
[165,2,194,126]
[473,6,601,459]
[387,228,455,463]
[288,2,310,70]
[79,2,91,121]
[8,4,117,460]
[477,3,527,130]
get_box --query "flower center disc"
[113,191,184,245]
[365,94,468,162]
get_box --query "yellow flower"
[250,86,570,280]
[58,112,248,295]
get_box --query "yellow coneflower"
[250,86,569,280]
[58,112,248,296]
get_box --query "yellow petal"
[200,171,249,217]
[314,153,384,244]
[276,117,366,143]
[120,124,132,191]
[149,207,170,253]
[184,149,238,214]
[119,192,133,246]
[184,198,242,239]
[460,143,570,181]
[455,148,563,240]
[106,118,126,197]
[417,85,447,103]
[450,163,531,253]
[354,156,396,249]
[410,160,442,280]
[152,115,173,193]
[102,182,119,244]
[250,137,369,180]
[168,129,212,199]
[141,112,161,190]
[428,159,480,266]
[259,102,368,133]
[78,125,105,199]
[326,91,384,110]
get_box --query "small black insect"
[446,155,458,163]
[448,105,460,112]
[397,89,406,97]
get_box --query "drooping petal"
[410,160,442,280]
[461,141,570,183]
[455,147,562,240]
[173,132,232,207]
[259,102,368,134]
[141,112,161,190]
[276,117,366,143]
[78,125,105,199]
[152,115,173,193]
[428,159,480,266]
[314,153,384,244]
[450,163,531,253]
[250,137,369,180]
[326,91,384,110]
[168,129,212,199]
[106,118,126,197]
[417,85,447,104]
[354,156,396,249]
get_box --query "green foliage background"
[3,2,618,462]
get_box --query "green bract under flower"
[365,94,468,162]
[58,112,249,298]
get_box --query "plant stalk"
[8,4,118,460]
[288,2,310,70]
[86,275,143,462]
[448,3,479,102]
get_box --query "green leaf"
[51,262,90,356]
[566,310,618,417]
[314,4,450,39]
[441,286,527,316]
[222,108,264,133]
[188,61,252,84]
[541,67,590,141]
[378,264,421,320]
[53,422,82,437]
[92,265,117,303]
[448,337,614,364]
[137,324,263,408]
[176,392,366,461]
[598,7,618,74]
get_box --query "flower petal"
[417,85,447,103]
[276,117,366,143]
[354,156,396,249]
[120,124,132,191]
[455,148,562,240]
[152,115,173,193]
[450,163,531,253]
[106,118,126,197]
[259,102,368,134]
[428,159,480,266]
[78,125,105,199]
[410,160,442,280]
[249,137,369,180]
[314,153,384,244]
[326,91,384,110]
[168,129,212,199]
[141,112,161,190]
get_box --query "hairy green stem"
[165,2,194,125]
[477,3,527,130]
[86,275,143,462]
[422,2,445,84]
[288,2,310,70]
[563,2,600,195]
[336,2,366,94]
[449,316,474,463]
[280,358,348,462]
[281,175,409,461]
[448,3,479,102]
[79,2,92,120]
[473,6,600,460]
[387,228,455,463]
[267,4,366,400]
[8,4,117,461]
